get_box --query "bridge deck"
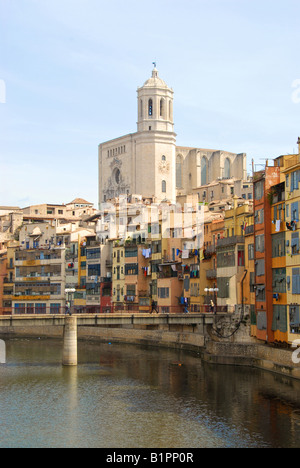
[0,313,222,327]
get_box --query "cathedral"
[98,66,247,205]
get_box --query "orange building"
[253,165,280,343]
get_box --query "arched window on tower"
[201,157,208,186]
[148,99,153,116]
[140,99,143,118]
[160,98,165,118]
[224,158,231,179]
[162,180,167,193]
[169,100,173,120]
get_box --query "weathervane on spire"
[152,61,157,68]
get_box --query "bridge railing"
[0,304,232,316]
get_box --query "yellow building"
[217,199,252,311]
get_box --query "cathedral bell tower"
[134,65,177,202]
[137,65,175,133]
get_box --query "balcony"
[206,269,217,279]
[217,235,245,248]
[245,225,254,236]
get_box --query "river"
[1,338,300,448]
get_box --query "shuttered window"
[272,268,286,293]
[290,305,300,333]
[257,311,267,330]
[272,232,286,258]
[255,259,265,277]
[256,234,265,253]
[272,305,287,333]
[292,268,300,294]
[217,277,229,298]
[291,232,300,255]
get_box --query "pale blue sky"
[0,0,299,208]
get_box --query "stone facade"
[98,67,248,206]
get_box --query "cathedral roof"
[142,67,169,89]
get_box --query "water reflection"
[1,339,300,447]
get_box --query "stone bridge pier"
[62,316,77,366]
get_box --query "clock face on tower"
[158,160,170,174]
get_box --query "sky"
[0,0,299,209]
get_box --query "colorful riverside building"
[253,164,280,343]
[281,141,300,344]
[216,197,252,312]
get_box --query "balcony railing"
[217,235,245,248]
[206,269,217,279]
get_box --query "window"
[35,303,46,314]
[272,232,286,257]
[292,232,300,255]
[255,209,264,224]
[290,170,300,192]
[217,247,235,268]
[201,157,208,185]
[86,248,100,260]
[255,285,265,302]
[291,202,299,221]
[88,264,101,277]
[238,247,245,266]
[224,158,231,179]
[184,276,190,291]
[160,99,164,117]
[125,264,138,275]
[158,288,169,299]
[248,244,255,261]
[254,180,264,200]
[50,304,61,314]
[125,248,138,257]
[250,272,255,293]
[256,234,265,253]
[290,305,300,333]
[217,277,230,298]
[273,203,285,223]
[148,99,153,116]
[272,268,286,293]
[27,304,34,314]
[126,285,136,297]
[140,99,143,118]
[272,305,287,333]
[255,259,265,277]
[162,180,166,193]
[292,268,300,294]
[257,311,267,330]
[15,303,25,314]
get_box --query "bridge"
[0,313,222,366]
